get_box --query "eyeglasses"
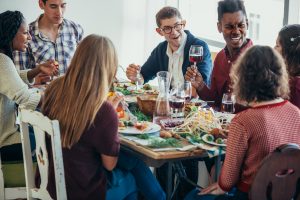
[160,23,184,34]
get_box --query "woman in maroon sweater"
[185,46,300,200]
[41,35,135,200]
[274,24,300,109]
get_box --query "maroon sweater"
[42,102,120,200]
[290,76,300,109]
[197,39,253,110]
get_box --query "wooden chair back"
[19,108,67,200]
[249,143,300,200]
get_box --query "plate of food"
[201,133,227,147]
[160,118,184,130]
[118,121,161,135]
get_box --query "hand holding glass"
[135,67,143,90]
[189,45,203,82]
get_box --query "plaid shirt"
[14,15,84,74]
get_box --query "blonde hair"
[42,34,118,148]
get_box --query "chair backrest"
[249,143,300,200]
[19,107,67,200]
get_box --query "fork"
[121,101,138,123]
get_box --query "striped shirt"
[13,15,84,74]
[218,100,300,192]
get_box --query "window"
[179,0,285,50]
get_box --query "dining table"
[120,136,208,200]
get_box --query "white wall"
[0,0,167,76]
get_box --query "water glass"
[182,81,192,101]
[221,93,235,113]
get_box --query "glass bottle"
[153,71,172,125]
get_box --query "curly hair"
[217,0,247,22]
[0,10,25,59]
[278,24,300,77]
[155,6,182,27]
[231,45,289,104]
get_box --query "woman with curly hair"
[185,46,300,200]
[0,10,57,161]
[275,24,300,108]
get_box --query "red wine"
[189,55,203,63]
[169,99,185,109]
[221,102,234,113]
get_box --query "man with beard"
[126,6,212,89]
[185,0,253,111]
[14,0,84,83]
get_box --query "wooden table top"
[120,137,207,167]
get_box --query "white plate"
[202,134,226,147]
[119,122,161,135]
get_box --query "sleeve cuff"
[19,69,35,85]
[24,92,41,110]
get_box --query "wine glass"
[169,86,185,118]
[221,93,235,113]
[189,45,203,81]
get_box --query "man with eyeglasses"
[14,0,84,84]
[126,6,212,89]
[126,6,212,199]
[185,0,253,112]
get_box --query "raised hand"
[126,63,143,83]
[184,66,204,89]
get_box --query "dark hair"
[42,0,47,4]
[278,24,300,77]
[0,11,25,59]
[217,0,247,22]
[155,6,182,27]
[231,45,289,103]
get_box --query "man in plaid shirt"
[14,0,84,84]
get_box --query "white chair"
[0,152,27,200]
[19,107,67,200]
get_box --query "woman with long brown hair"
[42,34,165,200]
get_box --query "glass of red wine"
[189,45,204,82]
[169,86,185,118]
[221,93,235,113]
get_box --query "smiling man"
[14,0,83,83]
[185,0,253,110]
[126,6,212,88]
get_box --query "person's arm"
[140,45,165,83]
[0,55,40,110]
[196,41,212,85]
[101,155,118,171]
[218,119,249,191]
[91,103,120,171]
[26,60,59,80]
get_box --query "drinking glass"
[221,93,235,113]
[169,86,185,118]
[182,81,192,101]
[135,67,143,90]
[189,45,203,82]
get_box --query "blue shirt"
[14,15,84,74]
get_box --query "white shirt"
[166,32,187,88]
